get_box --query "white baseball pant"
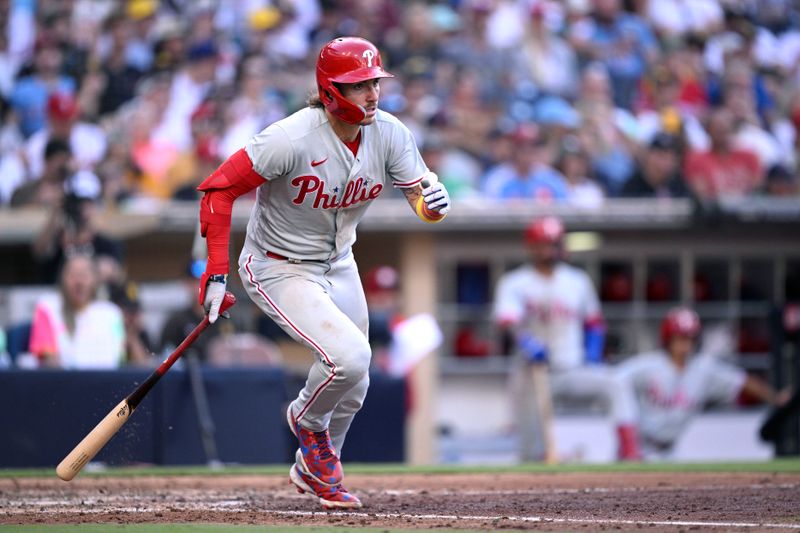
[238,245,371,457]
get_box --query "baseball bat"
[56,291,236,481]
[530,362,558,464]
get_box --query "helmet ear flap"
[318,79,366,124]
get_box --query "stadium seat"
[6,321,31,364]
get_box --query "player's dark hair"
[307,82,342,109]
[307,92,324,108]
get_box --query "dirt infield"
[2,471,800,531]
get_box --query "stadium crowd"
[0,0,798,215]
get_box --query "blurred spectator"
[0,0,35,90]
[721,60,789,171]
[420,130,482,200]
[683,107,763,200]
[703,7,777,78]
[635,57,708,149]
[621,133,691,198]
[568,0,659,109]
[383,2,443,80]
[115,74,179,202]
[96,13,144,117]
[10,45,75,138]
[763,164,799,197]
[31,179,124,285]
[554,134,605,208]
[151,39,218,153]
[28,252,125,369]
[516,2,579,99]
[219,55,288,158]
[574,63,637,195]
[0,101,26,205]
[161,99,222,201]
[440,2,516,107]
[10,138,70,208]
[645,0,723,40]
[252,0,321,66]
[109,279,154,366]
[149,15,187,73]
[482,124,568,202]
[25,92,107,181]
[124,0,159,72]
[438,67,500,160]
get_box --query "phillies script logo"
[291,175,383,209]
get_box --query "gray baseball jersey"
[236,105,427,455]
[616,351,746,446]
[493,263,602,372]
[244,106,427,259]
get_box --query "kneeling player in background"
[616,306,788,459]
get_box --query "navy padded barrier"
[1,369,158,468]
[0,369,404,467]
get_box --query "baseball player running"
[195,37,451,508]
[493,216,641,462]
[616,306,788,459]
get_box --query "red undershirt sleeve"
[197,148,266,276]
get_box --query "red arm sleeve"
[197,148,265,301]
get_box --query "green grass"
[3,458,800,479]
[0,527,492,533]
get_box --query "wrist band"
[415,196,446,223]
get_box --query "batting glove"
[519,333,548,363]
[201,274,227,324]
[422,178,451,215]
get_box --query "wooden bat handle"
[56,399,133,481]
[530,364,558,465]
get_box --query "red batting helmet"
[316,37,394,124]
[660,307,701,347]
[525,216,565,245]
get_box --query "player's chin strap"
[196,148,266,305]
[321,85,366,124]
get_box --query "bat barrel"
[56,399,133,481]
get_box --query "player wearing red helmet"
[524,216,565,270]
[616,306,787,459]
[316,37,395,125]
[194,37,451,508]
[660,307,701,366]
[494,216,642,462]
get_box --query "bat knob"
[220,291,237,314]
[420,172,439,189]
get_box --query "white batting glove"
[421,175,451,215]
[203,279,227,324]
